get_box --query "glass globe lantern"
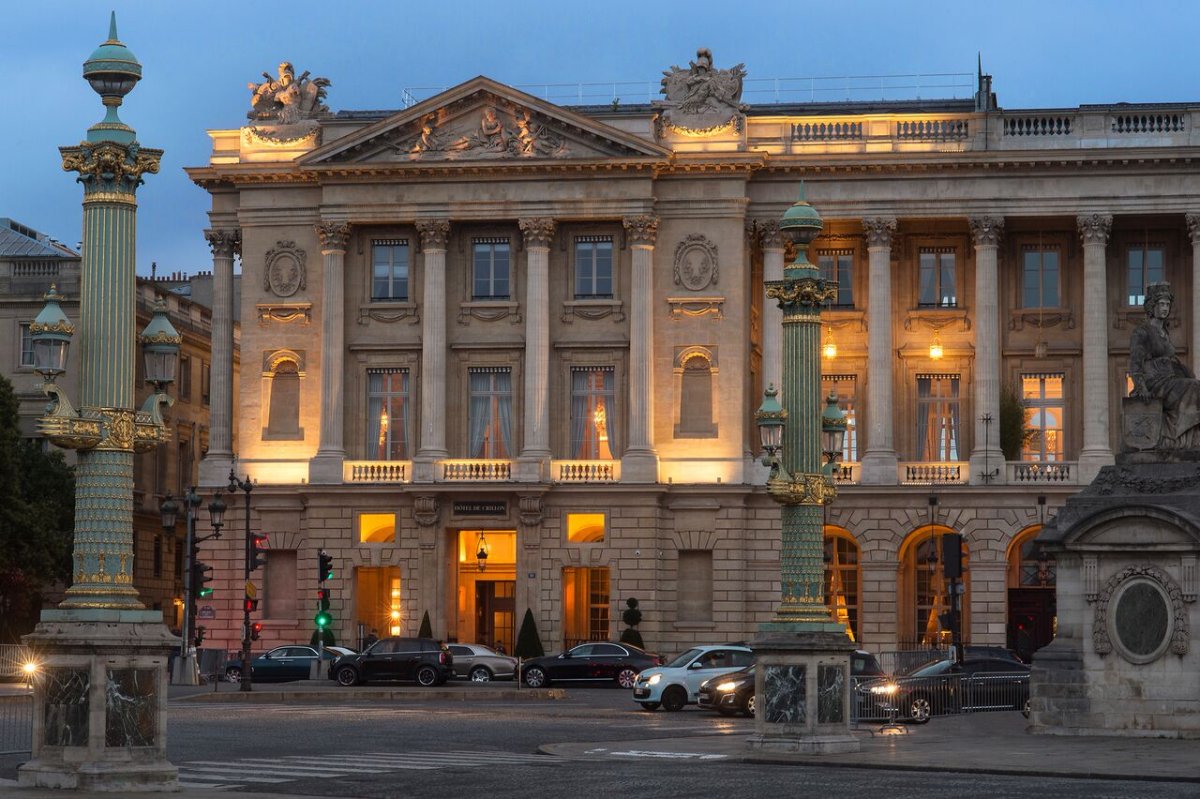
[139,297,181,391]
[159,494,179,533]
[755,384,787,460]
[821,391,848,474]
[30,285,74,382]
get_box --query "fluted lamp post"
[747,187,860,755]
[19,14,180,791]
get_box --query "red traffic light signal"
[249,533,269,572]
[244,597,259,613]
[250,622,262,641]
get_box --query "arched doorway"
[898,526,970,650]
[1006,525,1056,662]
[823,527,860,643]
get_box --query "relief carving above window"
[673,234,719,291]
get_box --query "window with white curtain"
[916,373,960,461]
[468,367,512,458]
[570,366,616,459]
[918,248,957,307]
[366,368,410,460]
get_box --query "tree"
[418,610,432,639]
[999,382,1036,461]
[619,597,644,648]
[514,609,544,659]
[0,375,74,643]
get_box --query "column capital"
[757,219,786,250]
[1187,214,1200,245]
[862,217,898,248]
[1077,213,1113,245]
[518,217,557,248]
[623,214,659,246]
[416,218,450,249]
[315,221,351,251]
[969,216,1004,247]
[204,228,241,258]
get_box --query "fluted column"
[759,220,786,399]
[969,216,1005,484]
[199,228,239,487]
[517,217,555,481]
[1077,213,1114,482]
[860,218,899,485]
[621,215,659,483]
[1187,214,1200,372]
[308,222,352,484]
[414,219,450,483]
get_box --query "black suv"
[331,637,454,687]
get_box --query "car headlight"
[22,662,39,677]
[646,674,661,686]
[870,683,898,695]
[716,681,737,692]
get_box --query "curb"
[174,686,567,702]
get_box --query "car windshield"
[664,648,703,669]
[905,659,953,677]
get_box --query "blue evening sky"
[4,1,1195,275]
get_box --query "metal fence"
[851,671,1029,724]
[0,645,32,678]
[0,696,32,755]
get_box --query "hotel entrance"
[454,530,516,653]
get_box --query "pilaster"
[517,217,555,481]
[309,221,352,484]
[859,217,899,485]
[969,216,1006,485]
[199,228,239,487]
[1077,213,1114,482]
[621,215,659,483]
[414,219,450,482]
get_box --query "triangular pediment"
[301,77,669,166]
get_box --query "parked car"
[521,642,662,688]
[331,637,454,687]
[857,656,1030,723]
[447,643,518,682]
[224,645,356,683]
[698,650,886,717]
[633,645,755,711]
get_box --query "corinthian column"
[1187,213,1200,371]
[621,214,659,483]
[759,220,786,398]
[1077,213,1114,482]
[199,228,239,487]
[969,216,1005,484]
[310,222,352,484]
[860,217,899,485]
[414,219,450,482]
[518,217,555,481]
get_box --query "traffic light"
[243,597,259,614]
[193,625,206,648]
[249,533,269,572]
[191,561,213,600]
[317,550,334,583]
[315,588,332,629]
[941,533,963,579]
[250,622,262,641]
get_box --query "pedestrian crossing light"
[318,550,334,582]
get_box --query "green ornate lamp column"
[18,15,180,791]
[747,187,860,755]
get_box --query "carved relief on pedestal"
[263,241,306,298]
[413,495,440,527]
[673,234,719,291]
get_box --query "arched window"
[1006,525,1057,662]
[824,528,860,642]
[1006,526,1056,589]
[264,357,302,440]
[676,352,716,437]
[899,527,971,649]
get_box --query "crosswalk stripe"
[174,771,294,784]
[184,761,353,776]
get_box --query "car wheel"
[907,694,932,724]
[744,694,757,718]
[469,666,493,683]
[661,686,687,712]
[225,667,241,683]
[335,666,359,687]
[416,666,438,687]
[638,702,660,711]
[616,668,639,689]
[524,666,548,688]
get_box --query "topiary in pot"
[619,597,644,648]
[515,608,545,658]
[418,610,432,639]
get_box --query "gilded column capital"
[862,217,898,248]
[518,217,557,249]
[60,140,163,200]
[1077,213,1113,245]
[757,219,786,250]
[969,216,1005,247]
[315,221,352,251]
[623,215,659,246]
[416,219,451,249]
[1187,214,1200,245]
[204,228,241,258]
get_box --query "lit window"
[824,532,860,642]
[372,240,410,301]
[367,369,409,460]
[817,250,854,307]
[571,367,616,459]
[916,374,959,461]
[822,374,858,462]
[574,237,613,299]
[567,513,605,543]
[918,249,956,307]
[1127,244,1165,306]
[359,513,396,544]
[473,239,510,300]
[468,367,511,458]
[1021,373,1064,461]
[1021,246,1060,308]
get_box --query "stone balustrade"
[344,460,411,483]
[553,460,620,483]
[442,460,512,481]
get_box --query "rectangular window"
[916,373,960,461]
[178,355,192,401]
[1126,244,1165,306]
[562,566,610,647]
[817,250,854,307]
[574,236,613,299]
[19,323,34,367]
[570,367,616,459]
[918,249,957,307]
[372,239,410,301]
[366,368,410,460]
[677,550,713,622]
[263,550,298,620]
[201,361,211,405]
[359,513,396,544]
[822,374,858,462]
[473,239,511,300]
[566,513,605,544]
[1021,373,1064,461]
[468,367,512,458]
[1021,246,1060,308]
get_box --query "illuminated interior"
[566,513,605,543]
[359,513,396,544]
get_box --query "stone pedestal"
[746,630,860,754]
[308,452,344,485]
[18,609,179,791]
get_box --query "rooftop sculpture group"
[247,61,330,125]
[656,48,748,135]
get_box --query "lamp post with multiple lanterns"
[160,488,226,684]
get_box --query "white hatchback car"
[633,645,754,711]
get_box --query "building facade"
[187,54,1200,658]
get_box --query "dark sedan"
[224,645,355,683]
[521,642,662,688]
[856,656,1030,723]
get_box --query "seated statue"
[1128,281,1200,449]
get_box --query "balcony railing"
[832,462,859,484]
[553,460,620,483]
[344,460,411,483]
[442,460,512,481]
[899,461,968,484]
[1006,461,1076,483]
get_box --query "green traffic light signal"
[198,586,213,598]
[314,610,332,629]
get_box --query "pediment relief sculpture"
[385,103,569,161]
[655,48,747,135]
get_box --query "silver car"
[447,643,518,682]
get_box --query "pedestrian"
[494,640,506,655]
[364,628,379,649]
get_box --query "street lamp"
[160,487,224,684]
[229,466,255,692]
[821,391,847,477]
[476,532,490,572]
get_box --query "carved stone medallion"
[264,241,307,298]
[673,234,718,291]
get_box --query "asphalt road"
[2,685,1196,798]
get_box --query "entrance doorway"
[1006,525,1057,661]
[454,530,516,653]
[475,580,515,653]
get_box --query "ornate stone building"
[187,53,1200,659]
